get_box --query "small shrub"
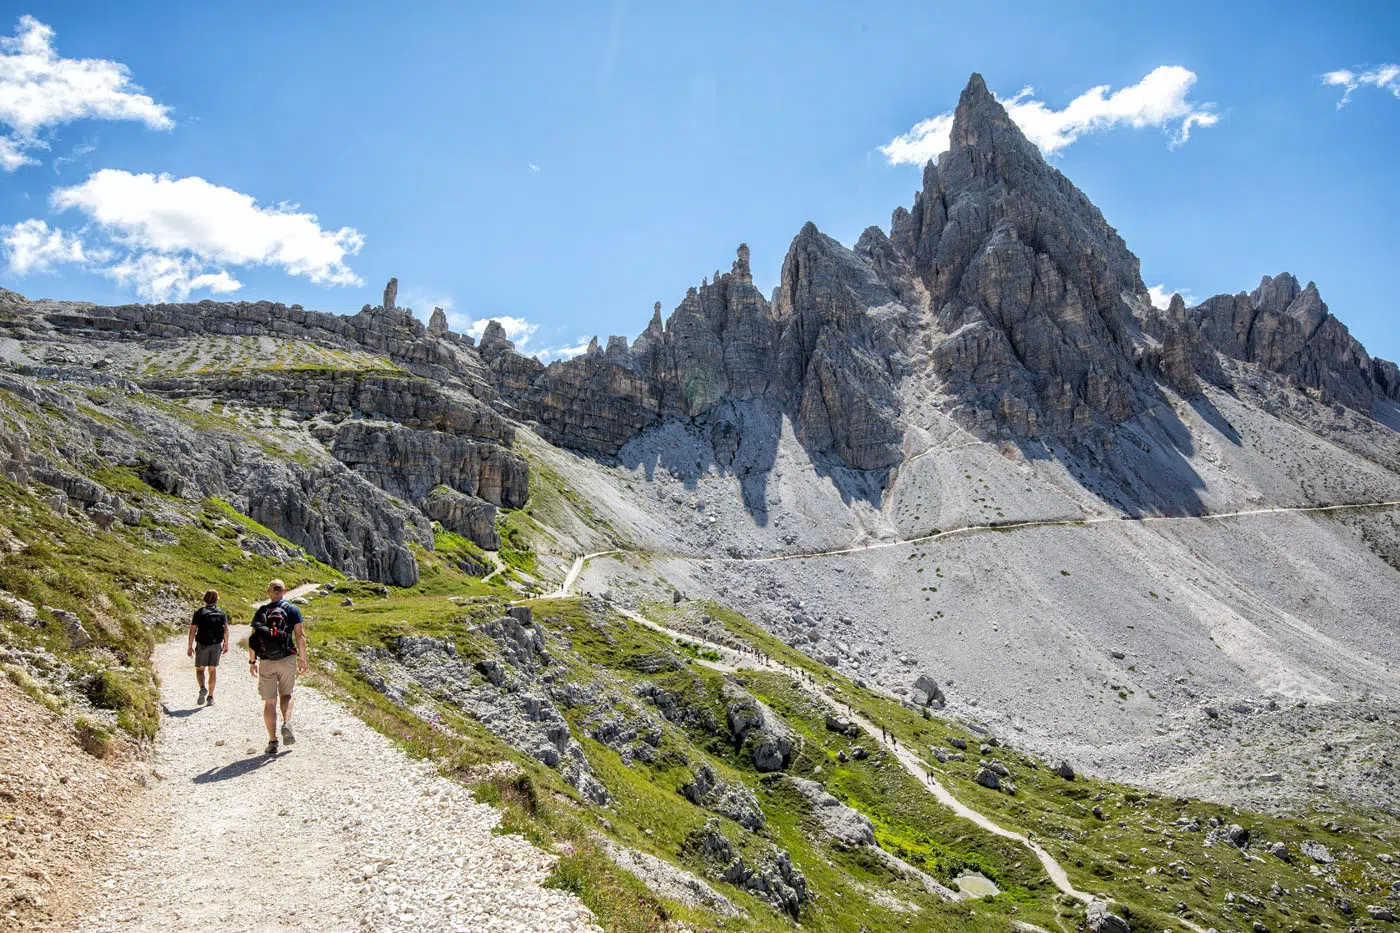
[76,717,114,758]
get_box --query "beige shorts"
[257,656,297,700]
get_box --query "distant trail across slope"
[72,628,598,933]
[563,499,1400,573]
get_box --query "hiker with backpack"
[248,579,308,755]
[187,590,229,706]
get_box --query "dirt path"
[70,628,598,933]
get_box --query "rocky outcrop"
[383,278,398,311]
[684,818,810,917]
[327,421,528,509]
[722,681,797,772]
[1188,273,1400,411]
[490,239,905,472]
[0,375,430,585]
[785,776,875,848]
[420,485,500,549]
[681,763,766,831]
[428,306,449,337]
[143,370,512,444]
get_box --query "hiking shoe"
[204,695,214,707]
[197,688,207,706]
[281,723,296,746]
[265,739,278,755]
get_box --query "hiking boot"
[197,688,207,706]
[265,739,278,755]
[204,695,214,707]
[281,723,296,746]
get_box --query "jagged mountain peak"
[949,71,1038,162]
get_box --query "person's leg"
[195,666,206,690]
[207,666,217,696]
[263,698,278,740]
[279,692,294,725]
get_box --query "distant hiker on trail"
[248,579,307,755]
[187,590,229,707]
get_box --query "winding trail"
[527,501,1398,928]
[584,596,1102,907]
[71,624,598,933]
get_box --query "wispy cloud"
[533,338,591,363]
[1323,65,1400,109]
[880,66,1219,165]
[1147,284,1194,310]
[528,162,540,174]
[1,218,87,274]
[0,15,172,171]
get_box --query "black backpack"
[193,606,228,645]
[252,602,297,660]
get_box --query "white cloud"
[104,252,242,302]
[459,314,538,345]
[0,16,172,171]
[51,169,364,287]
[880,66,1218,165]
[440,309,589,362]
[1147,284,1194,310]
[1,218,86,273]
[528,162,540,173]
[534,339,592,363]
[1324,65,1400,108]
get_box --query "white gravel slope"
[71,628,598,933]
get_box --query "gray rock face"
[489,238,905,475]
[383,278,398,310]
[1188,273,1400,411]
[420,485,500,550]
[428,306,449,337]
[890,74,1153,438]
[722,682,797,772]
[681,763,765,831]
[328,421,527,510]
[685,819,810,917]
[786,776,875,848]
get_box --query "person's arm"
[248,608,260,675]
[187,612,198,657]
[294,622,308,674]
[221,612,230,654]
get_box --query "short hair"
[268,579,286,592]
[203,590,219,605]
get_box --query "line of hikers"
[186,579,308,755]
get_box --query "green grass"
[657,600,1400,933]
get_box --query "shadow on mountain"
[614,399,891,525]
[1189,392,1243,446]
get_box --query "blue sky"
[1,1,1397,361]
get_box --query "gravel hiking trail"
[70,626,599,933]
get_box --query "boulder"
[974,767,1001,791]
[1054,760,1075,780]
[913,674,945,705]
[1085,900,1130,933]
[1300,840,1334,864]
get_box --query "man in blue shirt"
[247,579,308,755]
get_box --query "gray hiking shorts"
[194,643,224,667]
